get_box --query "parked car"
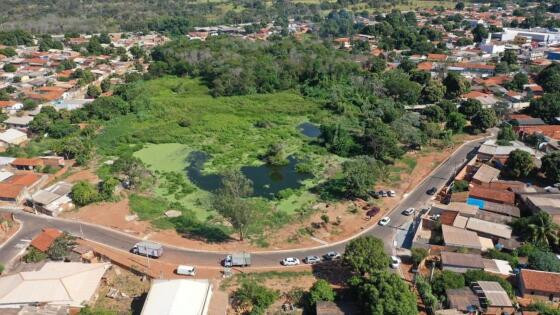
[282,257,300,266]
[176,265,196,276]
[323,251,341,261]
[378,190,387,197]
[427,187,437,195]
[402,208,415,216]
[304,256,321,264]
[387,190,396,197]
[390,256,401,269]
[379,217,391,226]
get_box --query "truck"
[224,252,251,267]
[131,241,163,258]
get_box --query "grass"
[221,270,313,290]
[96,77,339,226]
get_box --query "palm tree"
[528,212,560,248]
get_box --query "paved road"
[0,139,484,268]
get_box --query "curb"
[0,216,23,250]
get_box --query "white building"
[141,279,213,315]
[0,128,27,146]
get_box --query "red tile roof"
[454,63,496,70]
[417,61,433,71]
[0,183,25,199]
[0,101,17,108]
[515,125,560,140]
[520,269,560,294]
[469,185,515,205]
[11,158,42,167]
[427,53,448,61]
[4,173,42,186]
[30,228,62,252]
[462,91,491,99]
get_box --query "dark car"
[427,187,437,195]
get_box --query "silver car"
[304,255,321,264]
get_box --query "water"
[186,151,312,198]
[298,122,321,138]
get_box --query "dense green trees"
[38,35,63,51]
[529,248,560,272]
[234,280,279,315]
[541,152,560,183]
[342,156,382,198]
[363,118,403,162]
[536,63,560,93]
[307,280,336,307]
[411,247,428,266]
[443,73,470,99]
[71,181,99,206]
[0,30,33,46]
[472,24,489,42]
[504,149,534,179]
[505,72,528,91]
[471,108,497,132]
[344,236,390,276]
[87,85,102,99]
[497,124,517,145]
[528,93,560,122]
[446,112,467,133]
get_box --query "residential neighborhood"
[3,1,560,315]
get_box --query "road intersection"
[0,139,484,268]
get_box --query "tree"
[100,79,111,93]
[234,280,279,315]
[536,63,560,93]
[261,143,287,165]
[23,247,47,263]
[471,108,497,132]
[497,124,517,145]
[111,155,152,189]
[342,156,381,198]
[22,99,37,110]
[437,100,458,115]
[344,236,389,276]
[3,63,16,72]
[495,62,510,74]
[47,235,75,261]
[455,2,465,10]
[459,99,483,119]
[529,249,560,272]
[87,85,102,99]
[472,24,489,42]
[504,149,534,179]
[368,56,386,73]
[421,80,446,104]
[308,280,335,307]
[320,124,357,157]
[383,70,422,104]
[71,181,99,206]
[411,248,428,267]
[431,270,465,297]
[443,72,469,99]
[506,72,528,91]
[348,271,418,315]
[528,212,559,248]
[528,93,560,122]
[363,118,403,162]
[446,112,467,133]
[541,152,560,183]
[422,105,445,122]
[213,170,260,241]
[501,49,517,65]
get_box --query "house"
[508,114,545,126]
[442,225,483,251]
[0,173,45,203]
[446,287,481,313]
[0,262,110,308]
[472,281,514,314]
[0,100,23,113]
[0,128,28,147]
[468,185,515,206]
[519,269,560,302]
[141,279,213,315]
[521,193,560,225]
[10,157,43,170]
[515,125,560,141]
[31,181,74,216]
[441,251,484,273]
[3,115,33,129]
[30,228,63,252]
[465,217,512,240]
[471,164,500,184]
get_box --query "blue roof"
[467,197,485,209]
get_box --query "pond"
[298,122,321,138]
[186,151,312,199]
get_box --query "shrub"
[234,280,279,315]
[23,247,47,263]
[528,249,560,272]
[431,270,465,298]
[411,247,429,266]
[464,270,513,298]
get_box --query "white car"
[281,257,300,266]
[304,256,321,264]
[402,208,415,216]
[379,217,391,226]
[388,190,396,197]
[323,251,341,261]
[390,256,401,269]
[176,265,196,276]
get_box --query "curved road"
[0,140,483,268]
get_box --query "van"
[176,265,196,276]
